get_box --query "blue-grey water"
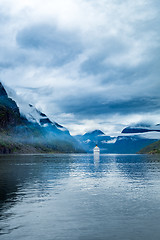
[0,154,160,240]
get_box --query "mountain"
[0,82,83,154]
[83,130,105,138]
[76,126,160,154]
[138,140,160,154]
[75,130,116,153]
[1,82,159,154]
[113,135,158,154]
[20,103,69,135]
[0,82,22,129]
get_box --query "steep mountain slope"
[0,83,22,129]
[0,82,83,153]
[138,140,160,154]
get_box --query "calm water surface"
[0,154,160,240]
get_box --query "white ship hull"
[94,149,100,153]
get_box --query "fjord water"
[1,154,160,240]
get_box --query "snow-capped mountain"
[1,81,160,154]
[76,125,160,154]
[75,130,116,153]
[4,84,69,134]
[21,103,69,133]
[0,82,83,153]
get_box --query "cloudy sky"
[0,0,160,135]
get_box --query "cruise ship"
[93,145,100,154]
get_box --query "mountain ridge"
[0,82,83,153]
[75,127,160,154]
[1,82,160,154]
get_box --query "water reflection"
[0,154,74,214]
[1,153,158,210]
[114,155,148,181]
[93,152,100,168]
[0,154,160,240]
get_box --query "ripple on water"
[0,154,160,240]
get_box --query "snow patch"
[4,83,68,133]
[106,138,117,144]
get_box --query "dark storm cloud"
[57,95,160,118]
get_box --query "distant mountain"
[1,81,159,154]
[76,126,160,154]
[0,82,83,154]
[75,130,116,153]
[113,125,160,153]
[114,135,157,154]
[83,130,105,138]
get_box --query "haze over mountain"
[75,125,160,154]
[0,82,82,153]
[1,82,160,154]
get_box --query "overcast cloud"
[0,0,160,135]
